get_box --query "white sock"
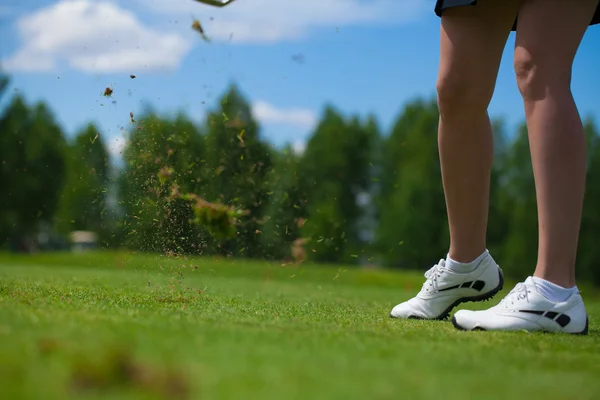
[445,249,489,273]
[531,276,579,302]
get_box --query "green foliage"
[55,124,110,241]
[3,80,600,286]
[0,96,67,247]
[496,123,538,280]
[577,118,600,284]
[300,107,379,263]
[118,112,207,255]
[486,118,511,258]
[201,85,273,257]
[302,190,346,263]
[261,146,308,260]
[376,99,446,269]
[0,73,9,100]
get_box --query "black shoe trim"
[518,310,571,328]
[544,311,558,319]
[471,280,485,291]
[439,280,486,292]
[392,270,505,321]
[573,317,589,335]
[555,314,571,328]
[519,310,544,316]
[451,315,462,330]
[451,315,487,331]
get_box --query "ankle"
[448,247,487,264]
[530,276,578,302]
[446,249,489,273]
[533,268,576,289]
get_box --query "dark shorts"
[435,0,600,31]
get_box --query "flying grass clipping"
[157,167,248,240]
[190,0,238,41]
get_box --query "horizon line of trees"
[1,75,600,285]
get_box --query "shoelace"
[500,282,530,306]
[422,259,445,293]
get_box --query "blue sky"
[1,0,600,158]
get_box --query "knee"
[436,68,494,119]
[514,47,572,103]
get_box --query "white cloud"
[135,0,428,44]
[3,0,192,73]
[252,100,316,129]
[292,139,306,155]
[3,0,428,73]
[107,135,127,159]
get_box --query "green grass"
[1,251,599,400]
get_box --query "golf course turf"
[1,252,599,399]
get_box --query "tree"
[118,112,206,255]
[0,73,8,101]
[375,98,447,269]
[486,118,512,258]
[0,96,67,249]
[201,84,273,258]
[260,145,308,260]
[299,106,379,263]
[356,114,382,261]
[577,117,600,284]
[55,124,110,241]
[498,123,538,280]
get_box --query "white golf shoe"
[452,277,589,334]
[389,252,504,320]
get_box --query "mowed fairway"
[1,252,599,400]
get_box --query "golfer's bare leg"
[437,0,522,262]
[514,0,599,288]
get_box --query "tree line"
[1,79,600,285]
